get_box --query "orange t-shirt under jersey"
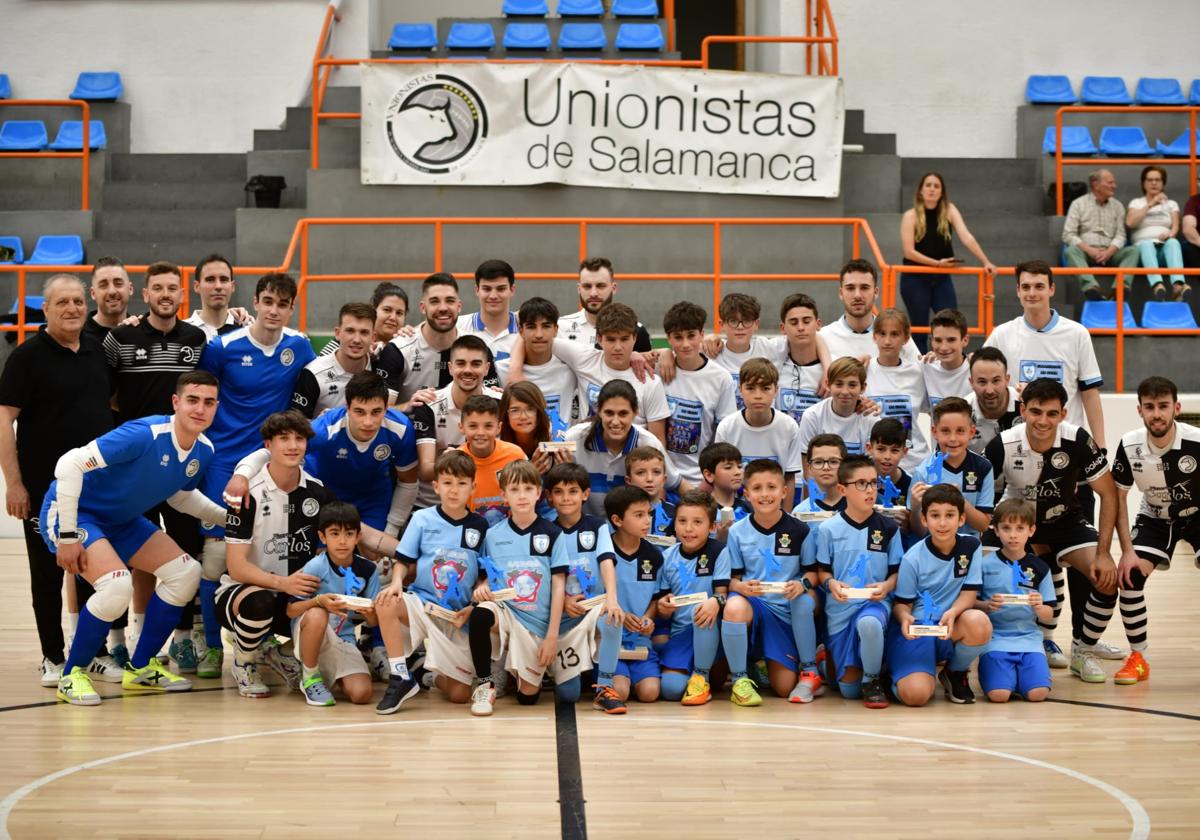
[461,440,527,520]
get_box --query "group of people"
[2,251,1194,716]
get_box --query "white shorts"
[478,601,547,686]
[293,617,369,684]
[550,608,602,685]
[402,592,474,686]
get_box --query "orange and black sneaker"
[681,673,711,706]
[1114,651,1150,685]
[592,684,628,714]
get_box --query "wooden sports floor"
[0,539,1196,840]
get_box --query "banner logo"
[385,74,489,174]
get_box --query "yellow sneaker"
[681,673,711,706]
[57,666,101,706]
[730,676,762,707]
[123,658,193,692]
[1114,651,1150,685]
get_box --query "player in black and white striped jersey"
[290,302,385,418]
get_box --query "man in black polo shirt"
[84,256,133,344]
[0,274,114,686]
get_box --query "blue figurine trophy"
[539,407,575,453]
[840,552,880,600]
[479,553,516,601]
[909,589,949,638]
[997,559,1034,605]
[670,557,708,607]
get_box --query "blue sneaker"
[169,638,199,673]
[303,673,336,707]
[1043,638,1068,669]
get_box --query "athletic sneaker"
[1070,646,1107,683]
[86,655,124,683]
[169,638,199,673]
[109,643,130,670]
[231,651,271,698]
[730,676,763,707]
[470,680,496,716]
[413,666,436,691]
[1114,651,1150,685]
[369,646,389,682]
[862,677,889,709]
[681,673,711,706]
[1090,639,1126,660]
[592,684,628,714]
[1043,638,1069,669]
[815,644,827,680]
[197,646,223,679]
[261,638,302,691]
[376,674,420,715]
[490,662,510,698]
[123,658,193,692]
[788,669,825,704]
[938,667,975,704]
[57,666,101,706]
[751,659,771,690]
[40,658,63,687]
[302,673,336,707]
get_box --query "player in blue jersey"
[194,272,316,678]
[793,434,847,517]
[375,450,487,713]
[718,459,819,706]
[977,499,1055,703]
[867,418,914,545]
[468,460,569,715]
[656,490,729,706]
[41,371,227,705]
[909,397,995,539]
[814,456,903,709]
[625,446,677,539]
[888,484,993,706]
[543,462,626,714]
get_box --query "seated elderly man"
[1062,169,1139,301]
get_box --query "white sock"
[129,612,145,636]
[388,656,411,680]
[68,612,80,634]
[302,663,321,682]
[107,628,126,648]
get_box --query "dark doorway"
[670,0,742,70]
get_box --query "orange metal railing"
[882,264,996,337]
[1053,105,1199,215]
[0,100,92,211]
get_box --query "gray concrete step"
[844,110,896,155]
[96,209,236,240]
[101,181,247,210]
[86,238,238,266]
[901,157,1041,188]
[247,151,308,208]
[110,154,246,183]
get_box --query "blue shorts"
[748,596,799,673]
[978,650,1052,697]
[40,491,159,562]
[615,645,661,685]
[658,626,723,673]
[827,602,889,683]
[885,624,953,682]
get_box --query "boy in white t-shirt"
[923,308,972,406]
[775,292,831,427]
[865,309,931,471]
[495,297,579,422]
[707,294,783,402]
[797,357,877,464]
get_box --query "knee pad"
[555,677,581,704]
[516,689,540,706]
[88,569,134,622]
[200,538,226,581]
[237,588,277,622]
[660,671,689,701]
[1123,568,1149,591]
[155,554,201,607]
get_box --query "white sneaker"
[1090,639,1126,660]
[231,651,271,699]
[86,655,124,684]
[470,680,496,716]
[369,646,389,683]
[1070,646,1108,683]
[1043,639,1069,669]
[261,638,301,692]
[40,658,63,687]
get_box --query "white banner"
[361,62,844,198]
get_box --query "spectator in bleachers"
[1181,172,1200,271]
[85,256,133,343]
[1126,166,1188,301]
[1062,169,1139,301]
[899,173,995,353]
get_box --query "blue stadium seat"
[615,23,664,50]
[503,0,548,15]
[612,0,659,16]
[1141,301,1198,330]
[1080,76,1132,105]
[1157,129,1200,157]
[558,22,606,50]
[8,296,44,313]
[70,71,123,101]
[446,22,496,50]
[48,120,106,151]
[27,235,84,265]
[1134,77,1186,106]
[557,0,604,15]
[0,74,10,100]
[1041,126,1097,155]
[503,22,552,50]
[0,236,23,265]
[1025,75,1076,104]
[1190,80,1200,106]
[1098,126,1153,155]
[0,120,48,151]
[1080,301,1137,330]
[387,23,437,50]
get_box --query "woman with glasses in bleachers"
[1127,165,1189,301]
[899,172,996,352]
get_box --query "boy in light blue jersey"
[287,502,379,708]
[792,434,847,517]
[698,443,751,542]
[376,450,487,713]
[814,456,903,709]
[867,419,915,547]
[656,490,729,706]
[977,499,1055,703]
[909,397,994,540]
[543,462,626,714]
[888,484,993,706]
[625,446,677,539]
[468,460,569,715]
[719,459,819,707]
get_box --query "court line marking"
[0,715,549,840]
[0,685,233,714]
[638,717,1151,840]
[1045,696,1200,722]
[555,700,587,840]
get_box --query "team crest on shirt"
[579,530,595,550]
[464,528,481,548]
[696,554,712,576]
[1180,456,1197,474]
[373,444,391,461]
[1021,363,1036,381]
[869,530,885,551]
[957,554,969,569]
[281,348,295,367]
[781,391,795,409]
[160,454,170,467]
[778,533,791,548]
[302,497,319,517]
[180,346,198,364]
[1018,565,1033,587]
[510,568,543,604]
[640,557,656,580]
[532,533,550,553]
[1050,452,1069,469]
[185,459,200,477]
[965,471,977,487]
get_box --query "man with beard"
[817,260,920,364]
[558,257,653,352]
[965,347,1021,456]
[85,256,134,343]
[185,253,253,342]
[291,302,379,418]
[390,273,465,405]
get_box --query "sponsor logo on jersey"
[373,444,391,461]
[227,514,241,527]
[1180,456,1197,474]
[579,530,595,550]
[302,497,320,517]
[1050,452,1069,469]
[281,348,295,367]
[337,447,348,459]
[532,533,550,553]
[135,347,147,360]
[293,395,309,407]
[241,355,254,367]
[1045,504,1066,520]
[185,459,200,477]
[180,346,198,364]
[464,528,481,548]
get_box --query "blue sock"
[595,615,621,687]
[131,593,183,669]
[661,671,689,700]
[857,613,885,676]
[692,622,719,677]
[838,680,863,699]
[556,676,581,703]
[371,626,384,647]
[721,620,748,679]
[199,578,221,648]
[950,642,986,672]
[64,604,112,675]
[789,593,817,670]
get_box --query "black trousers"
[23,514,68,663]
